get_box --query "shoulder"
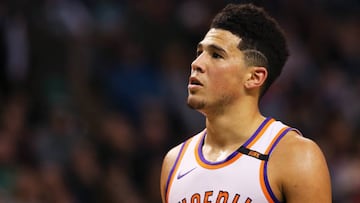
[160,142,182,203]
[160,133,199,203]
[272,130,327,171]
[268,130,332,202]
[161,133,198,176]
[162,143,184,177]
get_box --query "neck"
[203,98,265,150]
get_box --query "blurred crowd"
[0,0,359,202]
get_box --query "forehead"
[198,28,242,52]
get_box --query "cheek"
[210,69,242,92]
[212,77,228,90]
[209,75,239,98]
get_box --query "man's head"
[187,4,289,115]
[210,3,289,97]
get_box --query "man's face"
[187,28,249,114]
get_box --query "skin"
[160,28,331,203]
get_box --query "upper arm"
[160,144,182,203]
[269,132,332,203]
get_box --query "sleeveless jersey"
[165,117,299,203]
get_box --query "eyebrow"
[197,43,227,55]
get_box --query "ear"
[244,67,268,89]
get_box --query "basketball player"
[160,3,331,203]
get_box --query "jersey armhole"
[260,127,293,203]
[165,138,192,203]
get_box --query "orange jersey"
[166,117,298,203]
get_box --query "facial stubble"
[187,91,236,116]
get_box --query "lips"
[188,76,203,92]
[189,76,203,86]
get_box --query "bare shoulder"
[268,130,332,203]
[160,143,183,203]
[162,143,183,179]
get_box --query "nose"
[191,54,205,74]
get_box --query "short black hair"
[211,3,289,97]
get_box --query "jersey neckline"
[194,117,275,169]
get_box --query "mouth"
[188,77,203,92]
[189,77,203,86]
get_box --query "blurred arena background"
[0,0,359,202]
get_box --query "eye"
[196,50,202,57]
[212,52,223,59]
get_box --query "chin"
[187,96,206,110]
